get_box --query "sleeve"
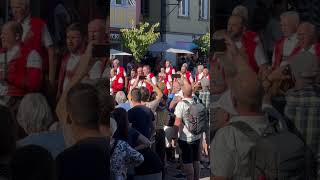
[174,102,183,119]
[25,50,43,92]
[151,76,157,85]
[210,128,237,177]
[254,43,268,65]
[124,142,144,167]
[41,25,54,48]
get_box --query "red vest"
[145,73,155,92]
[111,76,124,93]
[166,67,175,75]
[128,77,137,92]
[23,18,48,72]
[182,72,192,84]
[241,32,259,73]
[6,45,42,96]
[117,66,126,77]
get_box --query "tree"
[193,32,210,55]
[121,21,160,62]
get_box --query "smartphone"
[92,44,110,58]
[212,39,227,52]
[139,76,146,80]
[172,74,181,79]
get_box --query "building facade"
[142,0,209,65]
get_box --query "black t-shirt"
[56,137,110,180]
[128,105,155,139]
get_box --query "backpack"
[229,108,313,180]
[182,100,208,135]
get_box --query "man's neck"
[73,126,104,143]
[131,101,142,107]
[236,107,263,117]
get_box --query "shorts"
[178,139,200,164]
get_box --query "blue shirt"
[116,103,132,111]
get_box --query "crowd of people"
[210,4,320,180]
[109,56,211,180]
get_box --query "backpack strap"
[229,121,260,142]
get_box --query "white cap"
[211,90,238,115]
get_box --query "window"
[141,0,149,17]
[178,0,189,17]
[200,0,208,20]
[115,0,123,5]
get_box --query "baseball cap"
[211,90,238,115]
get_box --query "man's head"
[130,88,142,103]
[160,67,165,73]
[197,65,204,74]
[115,91,127,104]
[203,68,209,76]
[280,11,300,37]
[181,66,187,73]
[88,19,106,44]
[143,65,150,76]
[66,23,84,54]
[113,59,120,68]
[297,22,316,48]
[165,60,171,68]
[1,21,23,49]
[10,0,30,22]
[227,15,245,40]
[172,81,181,94]
[232,5,248,24]
[182,82,192,98]
[140,87,150,102]
[66,83,101,131]
[137,67,143,76]
[130,69,136,78]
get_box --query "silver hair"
[115,91,127,104]
[17,93,54,134]
[280,11,300,25]
[113,59,120,64]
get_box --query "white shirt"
[63,54,81,91]
[235,41,267,66]
[165,67,175,74]
[21,16,53,48]
[0,45,42,96]
[196,72,204,82]
[174,98,202,142]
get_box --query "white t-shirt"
[174,98,202,142]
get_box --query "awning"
[148,41,173,52]
[175,41,198,51]
[110,49,132,56]
[166,48,194,54]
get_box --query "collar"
[287,33,297,41]
[21,15,31,26]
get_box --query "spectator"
[111,108,144,180]
[210,65,267,179]
[272,11,300,70]
[55,83,110,180]
[284,52,320,175]
[173,77,202,180]
[128,88,155,139]
[0,105,15,180]
[11,145,55,180]
[16,93,65,158]
[0,21,43,107]
[140,80,163,113]
[115,91,131,111]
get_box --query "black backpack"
[228,107,315,179]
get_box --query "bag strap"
[110,139,118,155]
[229,121,260,142]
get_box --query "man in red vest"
[142,65,157,92]
[195,64,204,83]
[165,60,175,76]
[57,23,85,99]
[113,58,126,77]
[110,68,124,96]
[10,0,55,85]
[180,65,193,85]
[227,15,268,74]
[128,69,138,92]
[0,21,43,105]
[272,11,300,70]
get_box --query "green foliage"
[120,21,160,62]
[193,32,210,54]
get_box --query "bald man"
[0,21,43,105]
[10,0,55,85]
[227,15,268,74]
[173,77,202,180]
[272,11,300,69]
